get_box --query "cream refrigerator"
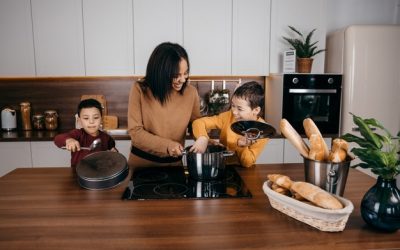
[326,25,400,182]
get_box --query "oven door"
[282,88,341,135]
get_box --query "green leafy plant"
[282,26,326,58]
[341,113,400,180]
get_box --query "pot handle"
[223,151,235,157]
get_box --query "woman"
[128,42,201,167]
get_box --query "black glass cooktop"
[122,166,252,200]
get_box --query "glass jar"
[32,114,45,130]
[20,102,32,130]
[44,110,58,130]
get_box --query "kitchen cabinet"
[31,0,85,76]
[30,141,70,167]
[0,142,32,177]
[115,140,131,160]
[133,0,183,76]
[83,0,134,76]
[183,0,232,75]
[269,0,327,74]
[232,0,270,75]
[0,0,35,76]
[256,138,284,164]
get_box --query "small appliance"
[1,107,17,131]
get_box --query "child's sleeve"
[236,138,269,168]
[53,129,80,148]
[192,114,225,139]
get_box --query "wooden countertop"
[1,164,398,250]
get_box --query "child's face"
[78,107,102,137]
[231,96,261,121]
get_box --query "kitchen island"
[0,164,398,249]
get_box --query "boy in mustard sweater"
[190,81,269,168]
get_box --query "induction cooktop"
[122,166,252,200]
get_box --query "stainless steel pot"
[183,145,234,180]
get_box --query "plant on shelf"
[341,113,400,232]
[282,26,325,73]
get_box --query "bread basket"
[263,181,354,232]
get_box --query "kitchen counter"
[1,164,398,249]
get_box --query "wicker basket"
[263,181,354,232]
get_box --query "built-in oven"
[265,74,342,135]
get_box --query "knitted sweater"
[127,82,201,165]
[192,111,269,168]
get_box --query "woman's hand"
[190,136,208,153]
[167,143,184,157]
[237,136,256,147]
[65,138,80,152]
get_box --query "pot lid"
[231,120,276,139]
[76,151,128,180]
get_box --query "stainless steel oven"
[266,74,342,135]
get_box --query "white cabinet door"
[232,0,270,75]
[133,0,183,76]
[115,140,132,160]
[0,142,32,177]
[83,0,134,76]
[256,138,284,164]
[269,0,327,74]
[31,0,85,76]
[184,0,232,75]
[0,0,35,76]
[31,141,70,167]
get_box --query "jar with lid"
[32,114,45,130]
[44,110,58,130]
[20,102,32,130]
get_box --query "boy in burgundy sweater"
[54,98,117,169]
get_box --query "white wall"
[326,0,400,33]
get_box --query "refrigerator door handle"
[289,89,337,94]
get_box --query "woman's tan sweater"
[128,82,201,166]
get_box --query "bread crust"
[308,134,325,161]
[303,118,329,160]
[291,182,343,209]
[280,119,309,158]
[268,174,293,189]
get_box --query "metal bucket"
[303,156,353,196]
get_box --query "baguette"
[291,181,343,209]
[308,134,326,161]
[280,119,309,158]
[303,118,329,160]
[267,174,293,189]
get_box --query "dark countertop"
[0,164,398,250]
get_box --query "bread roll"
[268,174,293,189]
[328,148,347,163]
[332,138,349,152]
[303,118,329,160]
[280,119,309,158]
[291,182,343,209]
[308,134,326,161]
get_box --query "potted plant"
[282,26,325,73]
[341,113,400,231]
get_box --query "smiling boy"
[190,81,269,168]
